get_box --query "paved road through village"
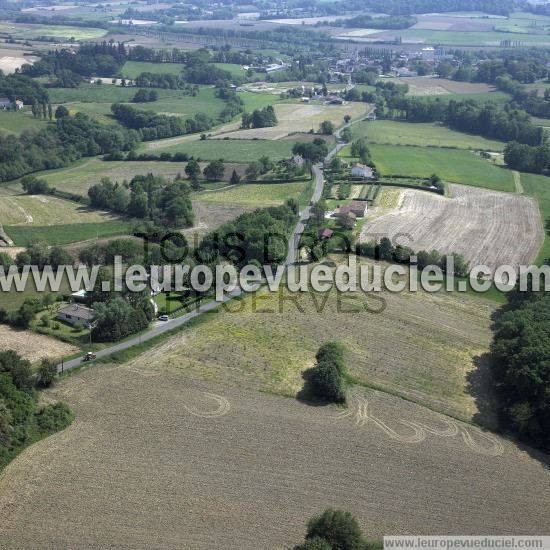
[57,119,357,372]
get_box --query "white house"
[351,163,374,179]
[0,98,23,110]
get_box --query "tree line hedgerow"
[491,286,550,451]
[0,350,73,471]
[88,174,194,229]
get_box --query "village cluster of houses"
[329,45,454,83]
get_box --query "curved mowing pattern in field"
[361,184,544,274]
[0,372,548,548]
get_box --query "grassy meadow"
[49,85,228,123]
[197,178,313,208]
[520,172,550,264]
[353,144,516,192]
[0,110,49,135]
[0,22,107,41]
[0,194,119,226]
[355,120,505,151]
[17,159,193,197]
[120,61,186,79]
[148,138,297,163]
[5,220,134,247]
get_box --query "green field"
[237,91,283,111]
[437,92,511,104]
[212,62,247,78]
[49,85,144,104]
[349,144,515,192]
[393,29,550,46]
[5,220,134,247]
[120,61,186,79]
[520,172,550,264]
[49,84,227,122]
[19,159,198,197]
[197,179,312,207]
[149,138,297,163]
[0,194,119,226]
[0,110,48,135]
[0,273,74,312]
[355,120,505,151]
[0,22,107,41]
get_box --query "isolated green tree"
[298,508,366,550]
[229,169,241,186]
[185,159,201,180]
[38,359,57,388]
[55,105,69,119]
[0,252,13,271]
[203,160,225,181]
[320,120,335,135]
[306,342,347,404]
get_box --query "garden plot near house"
[218,102,366,140]
[360,184,544,274]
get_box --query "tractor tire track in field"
[335,389,503,457]
[182,392,231,419]
[512,170,524,194]
[0,373,547,548]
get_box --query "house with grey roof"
[57,304,96,327]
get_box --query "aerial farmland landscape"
[0,0,549,548]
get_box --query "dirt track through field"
[0,368,549,550]
[361,184,544,274]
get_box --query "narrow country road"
[57,110,369,373]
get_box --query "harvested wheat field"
[98,274,496,423]
[183,201,253,241]
[219,102,366,140]
[387,77,497,96]
[361,184,544,275]
[0,325,77,363]
[0,369,548,549]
